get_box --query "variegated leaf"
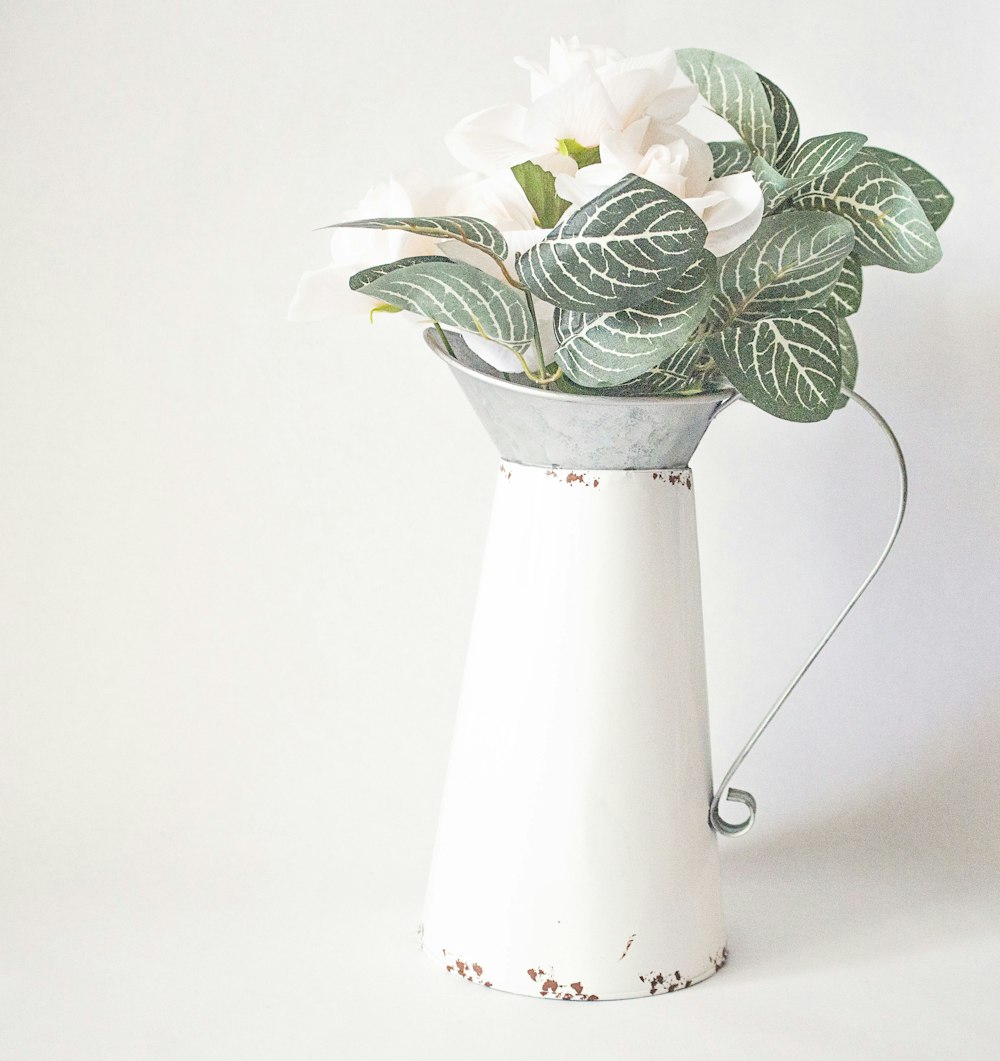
[786,132,867,182]
[516,175,707,313]
[770,132,868,207]
[759,74,800,171]
[864,147,954,230]
[825,254,863,317]
[349,255,453,290]
[752,156,790,210]
[708,211,855,328]
[710,309,843,422]
[551,252,717,387]
[677,48,777,161]
[709,140,754,177]
[834,316,858,409]
[791,156,942,272]
[325,215,508,264]
[358,259,532,347]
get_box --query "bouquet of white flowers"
[291,39,951,423]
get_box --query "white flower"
[446,41,698,177]
[555,117,764,256]
[287,171,453,322]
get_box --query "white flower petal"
[644,84,701,125]
[461,332,534,373]
[446,103,532,174]
[524,66,619,149]
[701,173,765,255]
[287,265,374,321]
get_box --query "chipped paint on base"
[423,943,728,1001]
[441,949,493,988]
[527,967,599,1001]
[640,946,728,996]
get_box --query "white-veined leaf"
[752,156,791,210]
[324,215,509,264]
[708,211,855,327]
[864,147,954,230]
[710,141,754,177]
[516,174,707,313]
[834,316,858,409]
[759,74,800,171]
[677,48,777,161]
[359,259,533,346]
[825,254,863,317]
[349,255,453,290]
[791,155,942,272]
[551,252,717,387]
[710,309,843,422]
[769,132,868,207]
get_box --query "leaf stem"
[433,322,457,359]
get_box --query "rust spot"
[545,470,558,478]
[498,462,512,480]
[441,950,491,987]
[652,469,692,489]
[565,472,586,485]
[640,968,692,995]
[529,968,598,1001]
[619,933,636,960]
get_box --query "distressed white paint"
[422,462,726,1001]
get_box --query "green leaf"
[511,160,571,230]
[786,132,868,182]
[791,155,942,272]
[710,309,843,422]
[349,255,453,290]
[864,147,954,230]
[324,215,509,265]
[551,252,717,387]
[358,259,533,347]
[708,211,855,328]
[759,74,800,171]
[635,337,720,394]
[677,48,777,161]
[557,138,601,167]
[709,140,754,177]
[834,316,858,409]
[516,174,707,313]
[752,156,791,210]
[825,254,863,317]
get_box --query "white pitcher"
[420,332,906,1001]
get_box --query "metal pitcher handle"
[708,387,909,837]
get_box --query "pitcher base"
[425,942,728,1001]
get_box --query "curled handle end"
[710,787,757,837]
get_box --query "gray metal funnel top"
[425,328,733,471]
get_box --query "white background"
[2,0,998,1057]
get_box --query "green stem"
[433,321,457,359]
[522,291,561,387]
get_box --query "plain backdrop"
[2,1,998,1057]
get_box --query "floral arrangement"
[290,40,952,423]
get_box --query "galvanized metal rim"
[425,330,736,409]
